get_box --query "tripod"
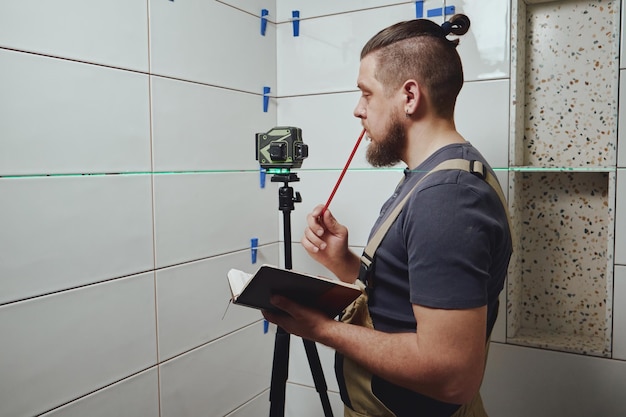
[268,172,334,417]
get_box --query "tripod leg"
[303,339,334,417]
[269,177,332,416]
[269,327,290,417]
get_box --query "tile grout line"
[146,0,163,415]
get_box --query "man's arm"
[263,297,487,405]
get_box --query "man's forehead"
[356,56,377,88]
[359,54,377,72]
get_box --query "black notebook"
[227,265,362,317]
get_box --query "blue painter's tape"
[263,86,270,112]
[427,5,456,18]
[251,237,259,264]
[261,9,269,36]
[260,168,266,188]
[292,10,300,37]
[427,8,442,17]
[415,1,424,18]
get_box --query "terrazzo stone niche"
[507,0,618,357]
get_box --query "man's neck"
[404,119,466,169]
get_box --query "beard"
[365,113,407,167]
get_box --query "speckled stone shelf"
[507,172,615,357]
[506,0,618,357]
[522,0,618,168]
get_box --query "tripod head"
[271,172,302,213]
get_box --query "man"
[263,14,512,417]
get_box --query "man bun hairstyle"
[440,14,471,38]
[360,14,471,119]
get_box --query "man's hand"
[301,205,361,283]
[262,295,335,341]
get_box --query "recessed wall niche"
[507,0,618,357]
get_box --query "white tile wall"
[0,0,149,71]
[482,342,626,417]
[0,49,151,176]
[287,336,339,392]
[157,245,279,361]
[151,76,276,172]
[159,323,274,417]
[216,0,276,18]
[453,0,510,81]
[616,169,626,265]
[226,391,271,417]
[456,79,510,170]
[0,273,157,417]
[617,130,626,168]
[2,0,280,415]
[40,368,159,417]
[153,172,277,268]
[0,175,154,304]
[285,383,344,417]
[149,0,276,93]
[614,266,626,360]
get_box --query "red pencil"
[320,128,366,217]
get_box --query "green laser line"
[0,166,617,179]
[0,170,260,179]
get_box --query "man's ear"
[402,79,422,116]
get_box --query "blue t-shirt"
[344,143,512,417]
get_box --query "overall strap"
[359,159,511,286]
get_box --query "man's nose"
[353,101,365,118]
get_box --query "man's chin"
[366,154,402,168]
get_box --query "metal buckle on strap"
[469,160,487,180]
[359,253,374,288]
